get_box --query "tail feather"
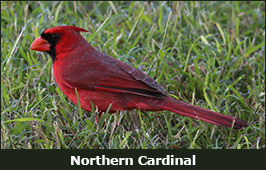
[162,97,248,129]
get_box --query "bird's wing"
[116,59,166,93]
[62,52,166,99]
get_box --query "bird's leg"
[95,112,103,125]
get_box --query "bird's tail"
[161,97,248,129]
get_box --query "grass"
[1,1,265,149]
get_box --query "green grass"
[1,1,265,149]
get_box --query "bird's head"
[30,26,89,62]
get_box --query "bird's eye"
[51,34,59,40]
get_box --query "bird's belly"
[57,82,164,113]
[57,84,125,112]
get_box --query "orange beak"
[30,36,50,51]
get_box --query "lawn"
[1,1,265,149]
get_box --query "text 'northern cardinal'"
[30,26,248,129]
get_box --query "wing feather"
[62,51,166,99]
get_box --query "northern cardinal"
[30,26,248,129]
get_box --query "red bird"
[30,26,248,129]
